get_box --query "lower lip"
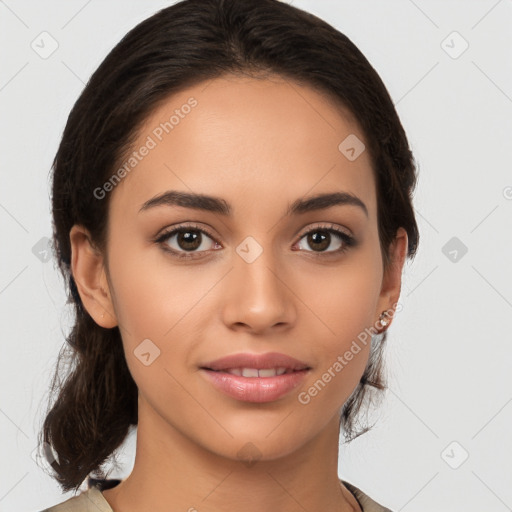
[200,368,310,403]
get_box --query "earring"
[378,310,390,329]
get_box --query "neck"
[102,394,359,512]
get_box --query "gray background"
[1,1,511,511]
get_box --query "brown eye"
[294,225,356,255]
[304,230,332,252]
[155,224,220,259]
[174,229,203,251]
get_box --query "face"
[72,74,406,463]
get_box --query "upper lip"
[200,352,311,371]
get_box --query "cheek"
[108,242,214,338]
[301,256,382,341]
[299,290,374,419]
[106,245,220,385]
[297,257,381,406]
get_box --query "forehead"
[108,74,376,221]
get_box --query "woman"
[37,0,419,510]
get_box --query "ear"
[374,227,408,330]
[69,224,118,328]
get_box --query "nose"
[220,244,296,334]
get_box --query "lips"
[199,352,312,402]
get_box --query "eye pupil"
[308,231,330,251]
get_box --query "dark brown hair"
[39,0,420,493]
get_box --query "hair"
[39,0,420,493]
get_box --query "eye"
[154,222,356,260]
[294,223,356,256]
[154,223,220,259]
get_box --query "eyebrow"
[138,190,368,217]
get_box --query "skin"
[70,74,407,512]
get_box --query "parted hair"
[39,0,420,493]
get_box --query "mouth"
[198,352,312,402]
[201,367,309,377]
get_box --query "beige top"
[40,479,393,512]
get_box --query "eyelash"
[153,222,356,260]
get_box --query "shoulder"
[40,478,389,512]
[38,486,113,512]
[341,479,394,512]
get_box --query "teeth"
[241,368,259,377]
[258,368,283,377]
[223,367,289,377]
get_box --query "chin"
[202,429,312,465]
